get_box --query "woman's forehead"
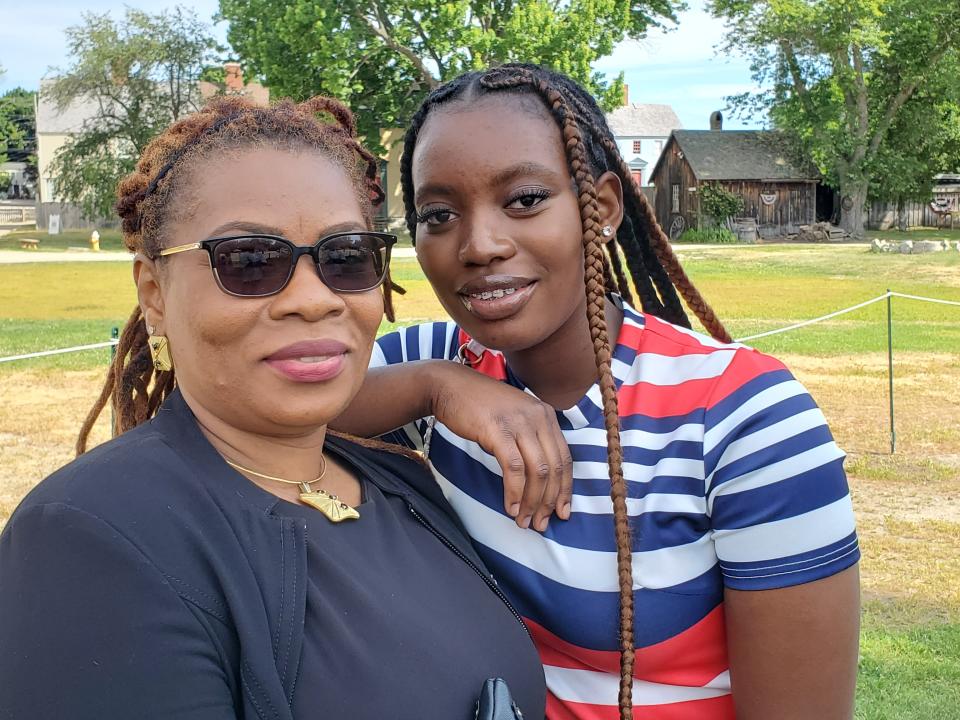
[413,95,567,182]
[174,148,368,238]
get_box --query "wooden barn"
[649,125,820,240]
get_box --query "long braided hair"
[399,64,729,719]
[76,95,398,455]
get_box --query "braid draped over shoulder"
[76,95,399,455]
[399,63,730,720]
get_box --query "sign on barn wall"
[760,192,777,206]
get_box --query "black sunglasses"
[159,231,397,297]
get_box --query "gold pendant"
[299,484,359,522]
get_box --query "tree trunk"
[838,179,869,238]
[897,196,908,232]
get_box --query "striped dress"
[371,299,860,719]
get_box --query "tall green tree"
[0,88,38,184]
[710,0,960,237]
[219,0,684,143]
[0,64,8,163]
[868,89,960,229]
[47,7,218,219]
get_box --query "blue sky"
[0,0,764,130]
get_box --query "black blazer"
[0,390,524,719]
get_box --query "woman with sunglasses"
[0,96,546,719]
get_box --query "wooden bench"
[18,238,39,250]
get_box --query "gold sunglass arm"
[158,243,202,257]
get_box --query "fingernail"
[519,515,532,529]
[509,503,520,517]
[536,517,549,532]
[561,502,572,519]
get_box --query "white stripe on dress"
[711,495,856,563]
[703,379,810,452]
[544,665,731,707]
[433,466,719,591]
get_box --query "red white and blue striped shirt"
[371,300,859,719]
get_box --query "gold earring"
[148,334,173,372]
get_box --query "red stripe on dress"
[618,322,715,358]
[546,691,735,720]
[618,348,786,418]
[527,605,729,686]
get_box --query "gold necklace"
[224,455,359,522]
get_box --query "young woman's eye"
[416,207,457,226]
[505,188,551,210]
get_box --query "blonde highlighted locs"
[399,64,730,719]
[76,95,399,455]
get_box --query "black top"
[0,390,545,720]
[290,445,544,719]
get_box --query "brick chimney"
[623,83,630,106]
[710,110,724,131]
[224,62,244,92]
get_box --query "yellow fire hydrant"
[90,230,100,252]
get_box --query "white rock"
[899,240,914,254]
[913,240,944,253]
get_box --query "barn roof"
[652,130,818,182]
[605,103,682,137]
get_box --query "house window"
[655,140,663,155]
[671,184,680,213]
[632,140,642,154]
[631,170,643,187]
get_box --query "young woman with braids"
[334,64,861,720]
[0,95,547,719]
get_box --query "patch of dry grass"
[0,370,112,525]
[779,352,960,618]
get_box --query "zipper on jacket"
[407,503,531,640]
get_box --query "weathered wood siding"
[867,193,960,230]
[716,181,816,237]
[651,140,699,237]
[35,202,117,232]
[651,139,817,238]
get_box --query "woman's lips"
[265,339,348,383]
[458,280,537,321]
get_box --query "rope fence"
[734,295,893,342]
[0,340,119,364]
[1,292,958,453]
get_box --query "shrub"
[676,228,738,244]
[699,182,744,222]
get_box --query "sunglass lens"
[318,234,388,292]
[212,237,293,296]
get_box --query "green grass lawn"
[0,228,126,252]
[857,603,960,719]
[1,247,958,370]
[677,244,960,354]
